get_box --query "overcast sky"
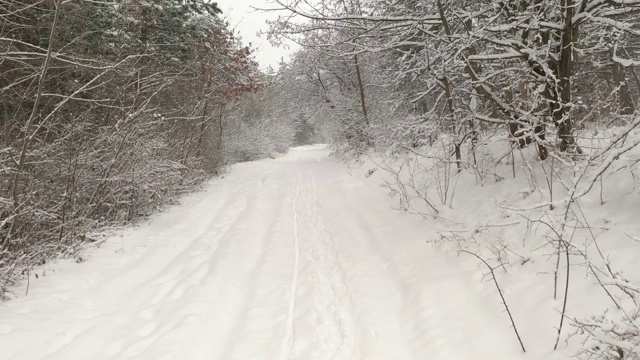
[220,0,298,71]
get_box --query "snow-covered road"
[0,145,531,359]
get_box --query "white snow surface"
[1,145,569,359]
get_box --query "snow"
[1,143,637,359]
[361,126,640,358]
[613,44,640,67]
[0,145,521,359]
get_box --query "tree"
[0,0,262,294]
[268,0,640,159]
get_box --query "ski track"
[0,145,529,360]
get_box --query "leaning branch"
[461,250,527,353]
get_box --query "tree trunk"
[555,0,575,151]
[442,77,462,173]
[354,54,369,126]
[612,60,635,115]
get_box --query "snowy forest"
[1,0,640,359]
[0,1,293,283]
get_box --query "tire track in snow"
[214,184,292,359]
[277,171,302,360]
[15,173,266,360]
[105,177,265,358]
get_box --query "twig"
[553,240,570,351]
[25,262,30,296]
[461,250,526,352]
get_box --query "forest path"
[0,145,528,360]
